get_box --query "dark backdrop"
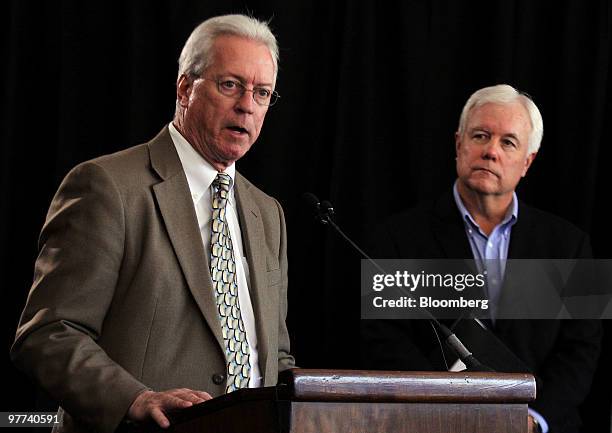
[2,1,611,431]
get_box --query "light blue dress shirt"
[452,181,517,320]
[452,181,549,433]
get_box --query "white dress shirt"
[169,122,262,388]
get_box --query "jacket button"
[212,373,226,385]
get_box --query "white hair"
[457,84,544,154]
[177,14,279,82]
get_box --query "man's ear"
[522,152,537,177]
[176,74,193,107]
[455,131,462,155]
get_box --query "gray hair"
[457,84,544,154]
[177,14,279,83]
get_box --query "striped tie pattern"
[210,173,251,392]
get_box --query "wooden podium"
[122,369,535,433]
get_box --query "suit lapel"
[507,202,536,258]
[234,174,271,381]
[432,191,490,328]
[496,202,538,332]
[431,191,473,258]
[148,128,225,354]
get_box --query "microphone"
[302,193,385,274]
[302,193,329,225]
[302,192,493,372]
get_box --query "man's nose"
[235,89,255,114]
[482,139,500,160]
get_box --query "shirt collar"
[168,122,236,203]
[452,180,518,233]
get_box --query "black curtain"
[3,1,611,431]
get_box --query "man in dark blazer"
[361,85,601,433]
[11,14,295,433]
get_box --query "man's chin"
[465,179,501,196]
[216,143,252,165]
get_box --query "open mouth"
[227,126,248,135]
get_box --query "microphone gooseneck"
[302,192,494,372]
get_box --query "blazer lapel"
[497,202,538,330]
[234,173,271,380]
[431,191,473,259]
[147,127,225,353]
[507,201,536,258]
[432,191,489,327]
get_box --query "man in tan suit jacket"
[11,14,295,433]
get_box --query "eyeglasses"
[202,77,280,106]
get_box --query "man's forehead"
[467,102,531,134]
[205,40,275,88]
[210,36,274,68]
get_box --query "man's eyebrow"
[220,73,273,88]
[468,127,521,141]
[468,126,491,133]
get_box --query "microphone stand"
[303,193,493,372]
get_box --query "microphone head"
[302,192,332,224]
[320,200,334,217]
[302,192,321,209]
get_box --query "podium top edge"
[278,368,536,403]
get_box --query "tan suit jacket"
[11,127,295,433]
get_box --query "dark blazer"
[361,190,602,433]
[11,127,295,433]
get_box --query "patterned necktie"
[210,173,251,392]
